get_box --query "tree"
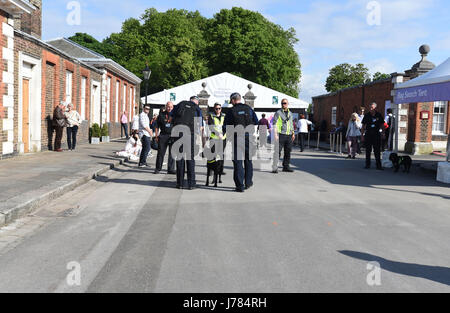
[68,33,113,57]
[325,63,370,93]
[68,8,302,98]
[207,7,301,97]
[372,72,391,82]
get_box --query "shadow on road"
[339,250,450,287]
[290,152,449,199]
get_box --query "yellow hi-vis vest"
[210,114,226,140]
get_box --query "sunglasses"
[282,103,288,105]
[215,108,222,110]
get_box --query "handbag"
[151,137,159,151]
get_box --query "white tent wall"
[142,72,308,110]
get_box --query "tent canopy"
[395,57,450,104]
[142,72,309,110]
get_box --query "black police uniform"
[224,103,258,192]
[172,101,202,189]
[362,111,384,169]
[155,110,175,173]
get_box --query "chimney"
[14,0,41,38]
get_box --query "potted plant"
[101,124,110,143]
[91,123,101,144]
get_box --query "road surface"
[0,150,449,292]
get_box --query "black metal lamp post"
[142,64,152,114]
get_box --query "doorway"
[22,78,30,153]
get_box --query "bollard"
[316,131,320,150]
[330,133,333,152]
[308,132,311,148]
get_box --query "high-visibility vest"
[210,114,226,140]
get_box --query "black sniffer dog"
[389,153,412,173]
[206,158,224,187]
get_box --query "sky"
[43,0,450,103]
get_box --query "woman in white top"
[65,103,82,151]
[297,114,313,152]
[116,130,142,161]
[346,113,362,159]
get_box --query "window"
[129,87,133,119]
[433,101,448,134]
[65,71,73,104]
[106,77,111,123]
[123,84,127,116]
[331,107,337,126]
[80,77,87,120]
[115,81,120,122]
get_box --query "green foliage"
[101,124,109,137]
[91,123,101,138]
[207,8,301,97]
[325,63,370,93]
[68,7,302,98]
[372,72,391,82]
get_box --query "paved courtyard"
[0,149,449,292]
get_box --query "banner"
[395,81,450,104]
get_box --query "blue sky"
[43,0,450,103]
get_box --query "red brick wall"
[104,71,139,139]
[13,33,102,153]
[313,80,393,133]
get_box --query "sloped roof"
[1,0,35,16]
[46,38,141,84]
[142,72,308,109]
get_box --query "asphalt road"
[0,150,449,293]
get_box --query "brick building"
[312,46,450,154]
[47,38,142,140]
[0,0,141,159]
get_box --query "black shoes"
[176,184,183,189]
[272,170,279,174]
[245,184,253,190]
[168,171,176,175]
[283,168,294,173]
[154,170,161,174]
[235,188,245,193]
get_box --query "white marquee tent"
[142,72,308,110]
[394,57,450,183]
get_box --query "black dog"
[389,153,412,173]
[206,159,224,187]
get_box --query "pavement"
[0,145,449,293]
[0,139,130,227]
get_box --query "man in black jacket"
[361,102,386,170]
[224,93,259,192]
[154,101,175,174]
[172,97,203,190]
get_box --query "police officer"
[224,93,259,193]
[154,101,175,174]
[361,102,385,170]
[209,103,227,175]
[272,99,295,173]
[172,96,203,190]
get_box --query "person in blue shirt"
[223,93,259,192]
